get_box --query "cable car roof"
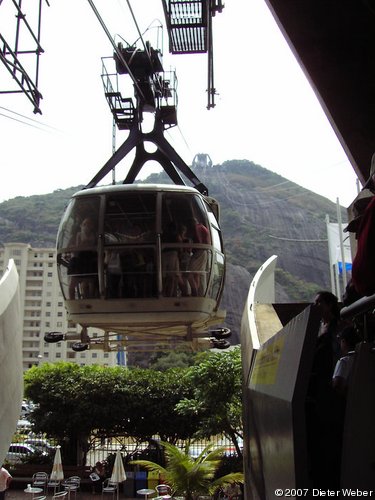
[73,183,205,198]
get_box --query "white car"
[17,419,32,431]
[6,443,40,464]
[25,438,54,454]
[20,403,30,419]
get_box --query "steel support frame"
[0,0,48,113]
[85,112,208,195]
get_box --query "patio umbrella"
[50,445,64,481]
[110,450,127,500]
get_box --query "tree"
[24,362,201,464]
[175,348,243,457]
[131,441,244,500]
[149,351,197,371]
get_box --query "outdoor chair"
[52,491,68,499]
[47,477,61,496]
[102,478,117,500]
[62,476,80,500]
[34,497,47,500]
[32,472,48,493]
[155,484,172,499]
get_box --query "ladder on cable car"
[101,57,135,130]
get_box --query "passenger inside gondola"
[104,220,124,298]
[178,224,193,296]
[160,193,214,297]
[162,221,182,296]
[104,216,156,299]
[68,216,98,299]
[187,215,211,296]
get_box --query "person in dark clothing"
[332,325,361,394]
[306,291,344,489]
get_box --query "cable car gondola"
[54,183,227,351]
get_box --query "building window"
[56,353,61,358]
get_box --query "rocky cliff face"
[194,160,346,342]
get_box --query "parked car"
[25,438,54,454]
[17,419,32,432]
[5,443,43,464]
[20,402,30,419]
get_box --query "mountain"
[0,160,346,343]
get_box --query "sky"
[0,0,360,207]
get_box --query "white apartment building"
[0,242,118,371]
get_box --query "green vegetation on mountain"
[0,186,83,247]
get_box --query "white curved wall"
[0,260,23,465]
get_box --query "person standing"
[307,291,343,488]
[332,325,361,394]
[0,465,12,500]
[188,217,211,296]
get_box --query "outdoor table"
[24,486,43,499]
[137,488,156,500]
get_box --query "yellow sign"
[250,336,285,385]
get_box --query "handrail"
[340,293,375,320]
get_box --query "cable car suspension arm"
[85,111,208,194]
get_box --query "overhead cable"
[268,234,328,242]
[86,0,146,101]
[0,110,53,132]
[125,1,163,95]
[0,105,60,131]
[125,0,151,59]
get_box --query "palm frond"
[129,459,167,476]
[131,441,243,500]
[209,472,244,495]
